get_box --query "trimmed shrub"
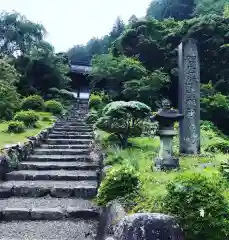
[96,101,151,148]
[89,94,102,110]
[8,121,25,133]
[38,112,53,122]
[49,88,60,94]
[204,140,229,153]
[164,172,229,240]
[96,165,139,205]
[59,89,74,99]
[85,110,99,124]
[22,95,45,111]
[14,110,39,127]
[45,100,63,115]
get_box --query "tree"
[109,17,125,43]
[122,69,170,109]
[112,18,180,72]
[67,36,111,65]
[195,0,227,16]
[90,54,148,96]
[0,11,46,57]
[128,15,138,25]
[14,41,71,96]
[146,0,196,20]
[0,59,20,120]
[96,101,151,148]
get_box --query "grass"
[0,112,55,149]
[96,121,229,213]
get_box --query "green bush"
[164,172,229,240]
[8,121,25,133]
[0,83,20,120]
[85,110,99,124]
[201,93,229,134]
[105,155,124,166]
[89,94,103,110]
[96,165,139,205]
[38,112,53,122]
[59,89,74,99]
[14,110,39,127]
[204,139,229,153]
[96,101,151,148]
[49,87,60,94]
[22,95,45,111]
[45,100,63,115]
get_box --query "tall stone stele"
[178,38,201,154]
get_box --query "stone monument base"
[154,157,179,171]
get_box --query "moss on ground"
[0,112,55,149]
[96,122,229,213]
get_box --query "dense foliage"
[96,101,151,148]
[22,95,45,111]
[0,11,71,124]
[14,110,39,127]
[0,12,46,57]
[67,17,125,65]
[96,165,139,205]
[7,121,25,133]
[164,172,229,240]
[45,100,63,115]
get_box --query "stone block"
[2,208,30,221]
[0,155,9,181]
[114,213,184,240]
[50,188,73,198]
[31,208,64,220]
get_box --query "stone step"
[6,170,97,181]
[0,197,99,221]
[0,220,98,239]
[34,149,90,155]
[54,121,86,124]
[49,134,93,139]
[54,123,88,127]
[18,161,98,171]
[44,138,92,144]
[51,131,92,135]
[27,155,91,162]
[40,144,91,149]
[53,128,92,132]
[0,180,97,198]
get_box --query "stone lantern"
[151,100,183,170]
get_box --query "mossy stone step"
[44,139,92,144]
[6,170,97,181]
[18,161,98,171]
[48,134,93,139]
[40,144,91,149]
[27,155,91,162]
[0,197,99,221]
[34,148,90,155]
[0,180,97,198]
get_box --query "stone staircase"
[0,100,101,239]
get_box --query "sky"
[0,0,152,52]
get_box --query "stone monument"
[178,38,200,154]
[150,99,183,170]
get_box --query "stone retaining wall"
[0,124,55,181]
